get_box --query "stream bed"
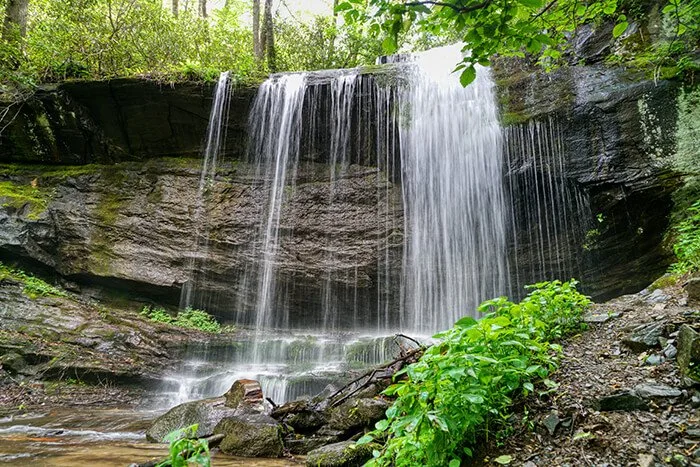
[0,408,298,466]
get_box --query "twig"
[394,333,424,349]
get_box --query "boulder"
[224,379,264,409]
[306,441,375,467]
[622,322,666,352]
[328,398,389,433]
[146,397,237,443]
[677,325,700,385]
[285,435,340,455]
[287,410,327,433]
[633,383,682,399]
[214,413,284,458]
[685,277,700,305]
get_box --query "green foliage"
[607,0,700,80]
[0,0,385,88]
[337,0,699,85]
[359,280,591,466]
[156,424,211,467]
[337,0,623,85]
[274,15,386,72]
[19,0,259,84]
[0,261,67,299]
[670,200,700,274]
[140,305,222,333]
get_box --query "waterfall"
[166,46,586,406]
[397,46,509,332]
[248,73,308,332]
[504,117,591,291]
[180,71,232,310]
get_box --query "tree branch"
[403,0,492,14]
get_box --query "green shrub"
[174,307,221,333]
[670,199,700,274]
[0,261,67,299]
[359,280,591,467]
[157,424,211,467]
[140,305,221,333]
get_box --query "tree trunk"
[253,0,262,62]
[2,0,29,43]
[172,0,178,17]
[263,0,275,72]
[198,0,206,17]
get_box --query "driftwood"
[129,433,225,467]
[325,346,424,409]
[268,335,424,423]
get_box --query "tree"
[2,0,30,43]
[335,0,626,85]
[253,0,262,61]
[172,0,178,17]
[262,0,275,71]
[198,0,206,18]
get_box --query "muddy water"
[0,409,300,466]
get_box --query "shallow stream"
[0,408,298,466]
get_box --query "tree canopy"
[337,0,699,84]
[0,0,696,91]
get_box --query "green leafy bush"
[140,305,222,333]
[157,424,211,467]
[670,200,700,274]
[360,280,590,467]
[0,261,67,299]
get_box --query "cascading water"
[397,47,509,333]
[180,71,233,310]
[166,45,586,407]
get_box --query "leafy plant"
[337,0,699,85]
[358,280,591,466]
[140,305,222,333]
[156,424,211,467]
[670,199,700,274]
[0,261,67,299]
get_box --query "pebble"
[664,344,678,359]
[644,354,665,366]
[638,453,654,467]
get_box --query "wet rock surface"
[0,79,255,164]
[0,275,221,413]
[145,397,238,442]
[483,282,700,466]
[305,440,375,467]
[0,159,403,327]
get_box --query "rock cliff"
[0,69,691,325]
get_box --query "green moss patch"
[0,180,52,220]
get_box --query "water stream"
[0,409,295,466]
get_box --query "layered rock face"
[0,157,402,326]
[0,79,254,164]
[0,68,691,325]
[496,62,682,299]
